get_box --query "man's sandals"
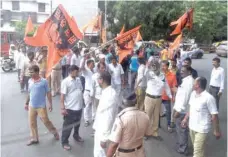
[27,132,59,146]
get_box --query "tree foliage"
[11,21,38,40]
[99,1,227,44]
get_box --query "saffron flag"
[24,4,83,77]
[135,31,142,42]
[24,16,34,37]
[101,27,107,43]
[115,25,141,63]
[119,25,125,35]
[82,14,102,33]
[169,33,182,59]
[170,8,194,36]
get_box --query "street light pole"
[50,0,52,15]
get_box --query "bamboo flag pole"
[87,38,115,54]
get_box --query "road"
[1,54,227,157]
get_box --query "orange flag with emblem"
[115,25,141,63]
[24,4,83,77]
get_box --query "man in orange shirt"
[161,60,177,132]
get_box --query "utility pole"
[104,0,107,41]
[50,0,52,15]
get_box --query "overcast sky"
[52,0,98,28]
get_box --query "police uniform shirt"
[109,107,151,149]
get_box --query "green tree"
[11,21,37,40]
[99,1,227,44]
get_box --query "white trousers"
[112,84,122,107]
[94,131,106,157]
[92,98,99,120]
[83,91,92,122]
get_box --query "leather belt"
[118,145,142,153]
[85,89,90,92]
[52,69,62,71]
[210,85,220,89]
[146,93,161,99]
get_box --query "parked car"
[216,41,227,57]
[180,43,204,59]
[134,41,163,57]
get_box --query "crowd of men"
[8,42,224,157]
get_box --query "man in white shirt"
[91,62,106,121]
[20,51,37,92]
[144,58,172,140]
[135,57,146,110]
[80,53,95,127]
[70,47,82,67]
[173,66,194,155]
[17,46,26,92]
[181,77,221,157]
[60,65,84,150]
[94,54,107,73]
[93,71,118,157]
[108,55,124,107]
[209,57,225,110]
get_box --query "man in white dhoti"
[93,71,118,157]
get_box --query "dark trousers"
[62,65,67,79]
[162,100,171,126]
[21,76,30,91]
[62,65,70,79]
[175,113,188,153]
[130,71,137,90]
[209,86,220,110]
[79,76,85,107]
[17,69,21,81]
[61,109,82,145]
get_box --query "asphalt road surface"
[1,54,227,157]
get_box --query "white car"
[216,41,228,57]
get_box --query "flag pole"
[88,38,115,54]
[99,11,103,44]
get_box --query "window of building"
[38,3,45,12]
[12,1,20,10]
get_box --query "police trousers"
[136,87,146,111]
[144,95,162,137]
[115,146,145,157]
[51,69,61,95]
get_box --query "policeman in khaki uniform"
[106,93,151,157]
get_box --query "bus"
[0,28,16,57]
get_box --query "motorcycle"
[1,57,16,72]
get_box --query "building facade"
[1,0,51,31]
